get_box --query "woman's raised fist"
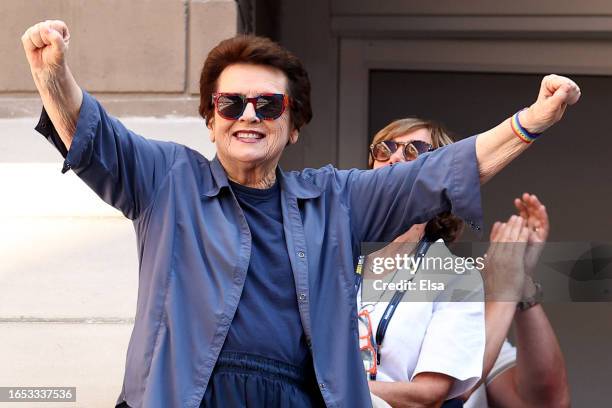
[21,20,70,75]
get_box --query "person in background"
[361,119,486,407]
[465,194,570,408]
[364,119,569,407]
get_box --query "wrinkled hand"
[21,20,70,76]
[482,215,530,301]
[520,74,581,134]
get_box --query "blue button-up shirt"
[35,92,483,408]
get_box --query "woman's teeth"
[235,132,264,139]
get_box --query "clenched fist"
[521,74,581,134]
[22,20,81,145]
[21,20,70,76]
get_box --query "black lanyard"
[373,237,432,365]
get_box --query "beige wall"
[1,2,234,407]
[0,0,238,118]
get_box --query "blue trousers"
[200,351,325,407]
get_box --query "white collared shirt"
[358,240,486,399]
[464,340,517,408]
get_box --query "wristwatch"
[517,281,543,311]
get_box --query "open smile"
[233,130,266,143]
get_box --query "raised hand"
[514,193,549,298]
[520,74,581,134]
[482,215,530,301]
[21,20,81,145]
[22,20,70,77]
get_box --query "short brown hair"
[369,117,464,243]
[198,35,312,130]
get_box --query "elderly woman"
[22,19,579,408]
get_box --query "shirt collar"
[201,156,230,197]
[277,167,323,199]
[202,156,322,199]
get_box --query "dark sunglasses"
[370,140,434,162]
[212,93,290,121]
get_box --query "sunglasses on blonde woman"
[370,140,434,162]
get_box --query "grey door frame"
[336,16,612,169]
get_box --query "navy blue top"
[223,180,310,367]
[36,91,483,408]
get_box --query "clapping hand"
[482,215,530,301]
[514,193,549,297]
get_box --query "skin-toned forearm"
[368,372,453,408]
[475,111,532,184]
[512,304,570,407]
[23,20,83,150]
[32,65,83,150]
[461,301,516,401]
[481,302,517,379]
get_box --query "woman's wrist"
[518,106,548,135]
[522,274,538,295]
[517,278,543,311]
[508,106,550,144]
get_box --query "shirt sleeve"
[485,339,517,385]
[35,91,178,220]
[410,250,486,398]
[410,299,486,399]
[343,135,483,244]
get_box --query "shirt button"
[319,383,326,390]
[298,293,307,301]
[297,251,305,258]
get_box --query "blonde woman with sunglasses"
[361,119,486,408]
[363,120,568,408]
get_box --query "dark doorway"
[369,70,612,407]
[369,71,612,242]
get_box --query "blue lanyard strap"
[373,237,433,365]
